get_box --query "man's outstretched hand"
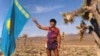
[32,18,37,23]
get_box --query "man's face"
[50,22,55,27]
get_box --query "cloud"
[32,5,63,13]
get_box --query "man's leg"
[53,48,59,56]
[46,48,51,56]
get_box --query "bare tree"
[62,0,100,55]
[22,34,28,47]
[62,0,100,39]
[76,20,87,41]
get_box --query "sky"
[0,0,91,37]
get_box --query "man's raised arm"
[32,19,49,30]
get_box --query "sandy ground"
[0,34,98,56]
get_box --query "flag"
[1,0,30,56]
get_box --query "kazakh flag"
[1,0,30,56]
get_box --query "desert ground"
[0,34,98,56]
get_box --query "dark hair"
[50,19,57,25]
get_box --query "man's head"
[50,19,57,27]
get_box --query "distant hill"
[17,34,95,45]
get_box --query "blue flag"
[1,0,30,56]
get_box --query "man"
[33,18,61,56]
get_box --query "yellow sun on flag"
[6,18,11,30]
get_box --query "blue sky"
[0,0,91,37]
